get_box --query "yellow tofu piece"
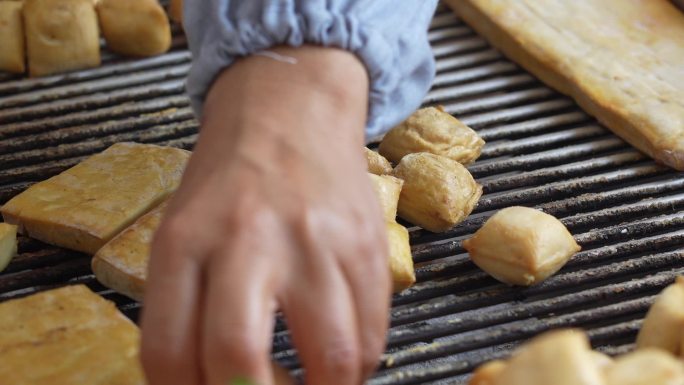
[636,276,684,355]
[0,1,25,73]
[369,173,403,222]
[23,0,100,77]
[0,223,17,272]
[492,329,604,385]
[387,221,415,292]
[463,206,581,286]
[169,0,183,24]
[605,349,684,385]
[1,142,190,254]
[97,0,171,57]
[365,147,393,175]
[0,285,145,385]
[93,200,167,301]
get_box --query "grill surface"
[2,5,683,384]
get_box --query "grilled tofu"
[1,142,190,254]
[0,1,25,73]
[445,0,684,170]
[0,285,145,385]
[97,0,172,57]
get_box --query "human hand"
[140,46,392,385]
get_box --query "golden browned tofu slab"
[605,349,684,385]
[636,276,684,354]
[93,200,167,301]
[23,0,100,77]
[0,223,17,272]
[0,285,145,385]
[446,0,684,170]
[0,1,25,73]
[97,0,171,57]
[386,221,415,292]
[1,142,190,254]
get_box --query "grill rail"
[1,6,683,384]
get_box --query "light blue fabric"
[184,0,439,138]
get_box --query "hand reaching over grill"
[140,46,392,385]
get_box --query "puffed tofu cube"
[365,147,393,175]
[1,143,190,254]
[492,329,604,385]
[0,285,145,385]
[387,221,415,292]
[463,206,580,286]
[469,360,507,385]
[0,223,17,272]
[393,152,481,232]
[379,106,485,165]
[604,349,684,385]
[636,276,684,354]
[369,173,403,221]
[93,200,167,301]
[23,0,100,77]
[0,1,25,73]
[97,0,171,57]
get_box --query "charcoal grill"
[1,4,683,384]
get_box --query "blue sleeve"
[183,0,439,138]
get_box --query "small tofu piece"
[492,329,604,385]
[23,0,100,77]
[636,276,684,354]
[169,0,183,24]
[97,0,171,57]
[369,173,403,221]
[605,349,684,385]
[365,147,393,175]
[463,206,580,286]
[1,143,190,254]
[0,285,145,385]
[379,106,485,165]
[0,223,17,272]
[0,2,25,73]
[393,152,482,232]
[93,200,167,301]
[386,221,415,292]
[590,350,613,370]
[469,360,507,385]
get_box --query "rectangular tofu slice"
[445,0,684,170]
[23,0,101,77]
[0,285,145,385]
[93,200,167,301]
[0,1,25,73]
[0,223,17,272]
[1,142,190,254]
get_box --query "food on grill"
[23,0,101,77]
[469,359,506,385]
[463,206,580,286]
[369,173,403,221]
[1,142,189,254]
[0,1,25,73]
[472,329,604,385]
[94,199,416,299]
[93,200,167,301]
[0,285,145,385]
[393,152,481,232]
[636,276,684,354]
[604,349,684,385]
[365,147,393,175]
[590,350,613,370]
[169,0,183,24]
[0,223,17,272]
[445,0,684,171]
[379,106,484,166]
[386,221,416,292]
[96,0,172,57]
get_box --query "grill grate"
[1,5,684,384]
